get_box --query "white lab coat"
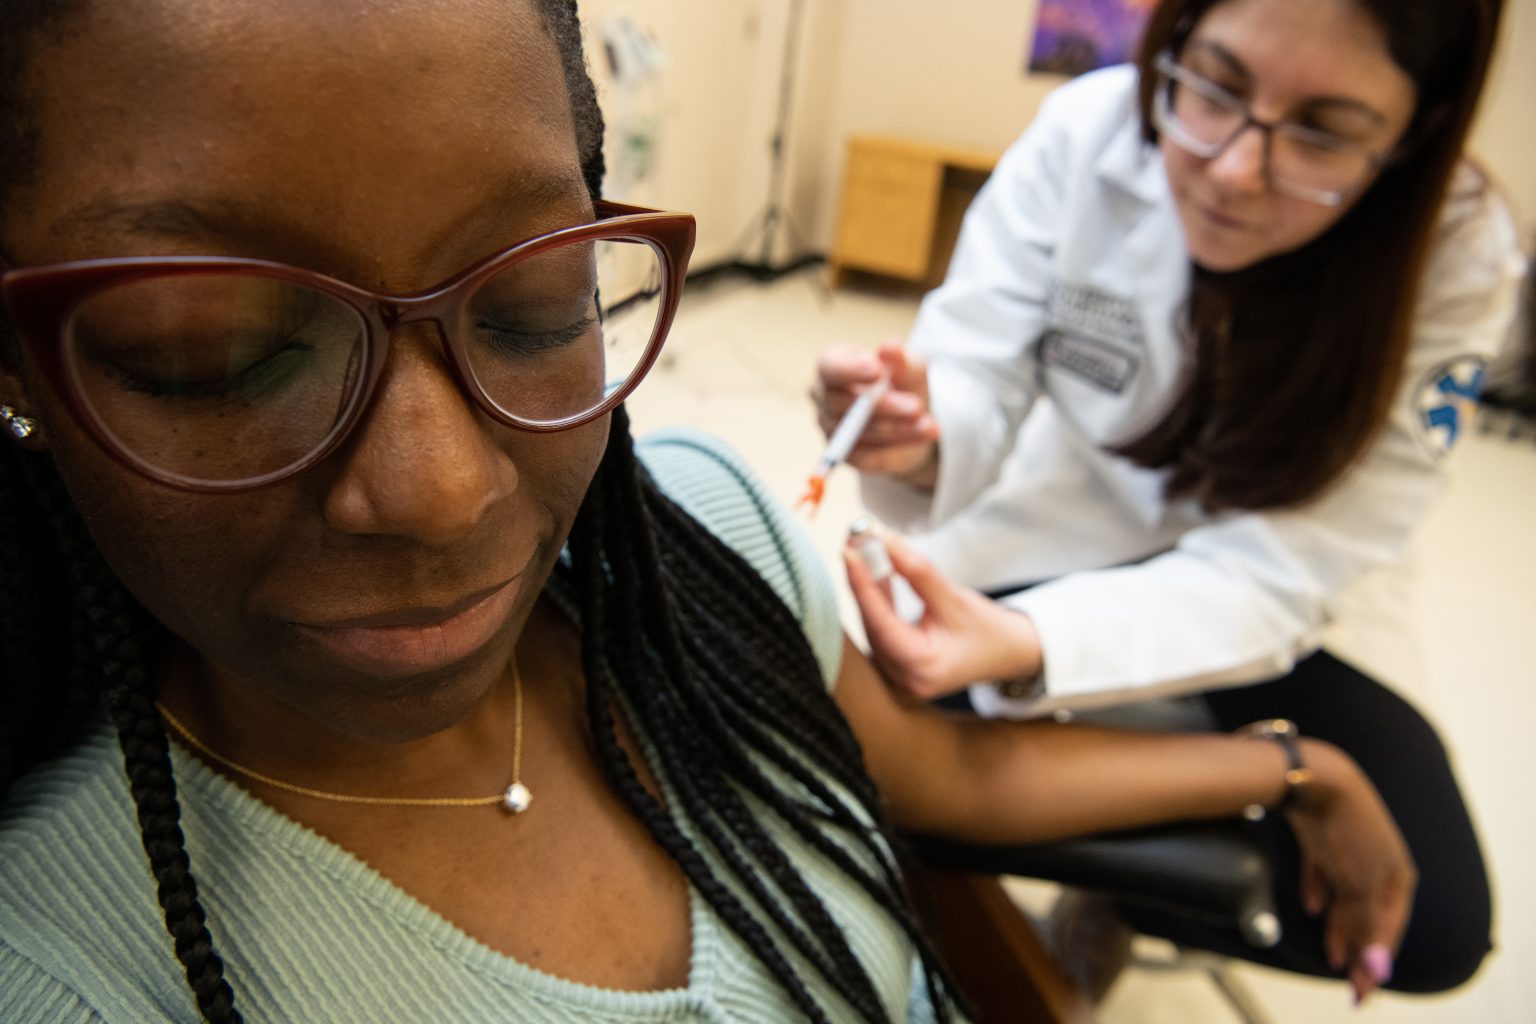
[863,66,1526,718]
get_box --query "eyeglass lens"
[1162,68,1373,200]
[63,236,666,485]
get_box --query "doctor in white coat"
[817,0,1521,997]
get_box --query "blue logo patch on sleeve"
[1415,356,1487,458]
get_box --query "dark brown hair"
[1119,0,1505,511]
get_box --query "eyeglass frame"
[1151,51,1393,207]
[0,199,697,493]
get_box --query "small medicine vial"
[847,517,893,583]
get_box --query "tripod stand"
[727,0,822,282]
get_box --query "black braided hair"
[0,2,961,1021]
[567,407,963,1023]
[1,447,242,1024]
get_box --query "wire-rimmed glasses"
[1152,51,1391,207]
[1,200,696,492]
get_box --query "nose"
[1207,123,1269,194]
[322,323,517,546]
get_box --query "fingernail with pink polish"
[1362,944,1394,985]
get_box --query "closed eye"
[476,313,599,355]
[107,341,316,402]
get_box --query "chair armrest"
[908,819,1281,948]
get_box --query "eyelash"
[478,314,598,354]
[113,342,312,402]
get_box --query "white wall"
[576,0,1069,266]
[579,0,1534,269]
[578,0,783,267]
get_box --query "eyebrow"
[499,171,592,215]
[54,171,595,255]
[1187,40,1389,127]
[56,195,258,247]
[425,170,593,254]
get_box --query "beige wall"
[579,0,784,267]
[580,0,1534,269]
[797,0,1063,247]
[1471,0,1536,240]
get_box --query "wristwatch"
[992,672,1046,702]
[1241,718,1315,813]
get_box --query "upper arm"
[833,636,997,833]
[1262,176,1525,583]
[1385,184,1524,463]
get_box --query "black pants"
[1112,651,1493,993]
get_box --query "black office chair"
[910,818,1282,1024]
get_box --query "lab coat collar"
[1095,105,1169,208]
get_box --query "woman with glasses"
[816,0,1519,1001]
[0,0,1422,1020]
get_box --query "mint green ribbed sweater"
[0,430,947,1023]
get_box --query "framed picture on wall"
[1027,0,1155,77]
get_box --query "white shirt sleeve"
[974,176,1528,718]
[860,92,1075,531]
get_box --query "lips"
[1198,203,1248,232]
[290,576,523,677]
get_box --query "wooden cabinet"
[829,135,1001,288]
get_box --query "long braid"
[596,455,888,1020]
[546,18,878,1019]
[611,494,898,1018]
[541,0,959,1011]
[0,4,96,795]
[646,455,960,1019]
[568,408,963,1022]
[15,454,242,1024]
[641,478,958,986]
[654,490,883,798]
[0,449,66,789]
[628,445,891,827]
[569,460,839,1023]
[669,588,960,999]
[582,422,847,1020]
[661,529,882,805]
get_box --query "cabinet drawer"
[833,147,943,280]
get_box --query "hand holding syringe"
[797,368,891,515]
[801,341,941,516]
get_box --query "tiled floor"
[625,266,1536,1024]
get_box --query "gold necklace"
[155,667,533,814]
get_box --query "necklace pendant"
[502,782,532,814]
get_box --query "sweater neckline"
[166,735,722,1015]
